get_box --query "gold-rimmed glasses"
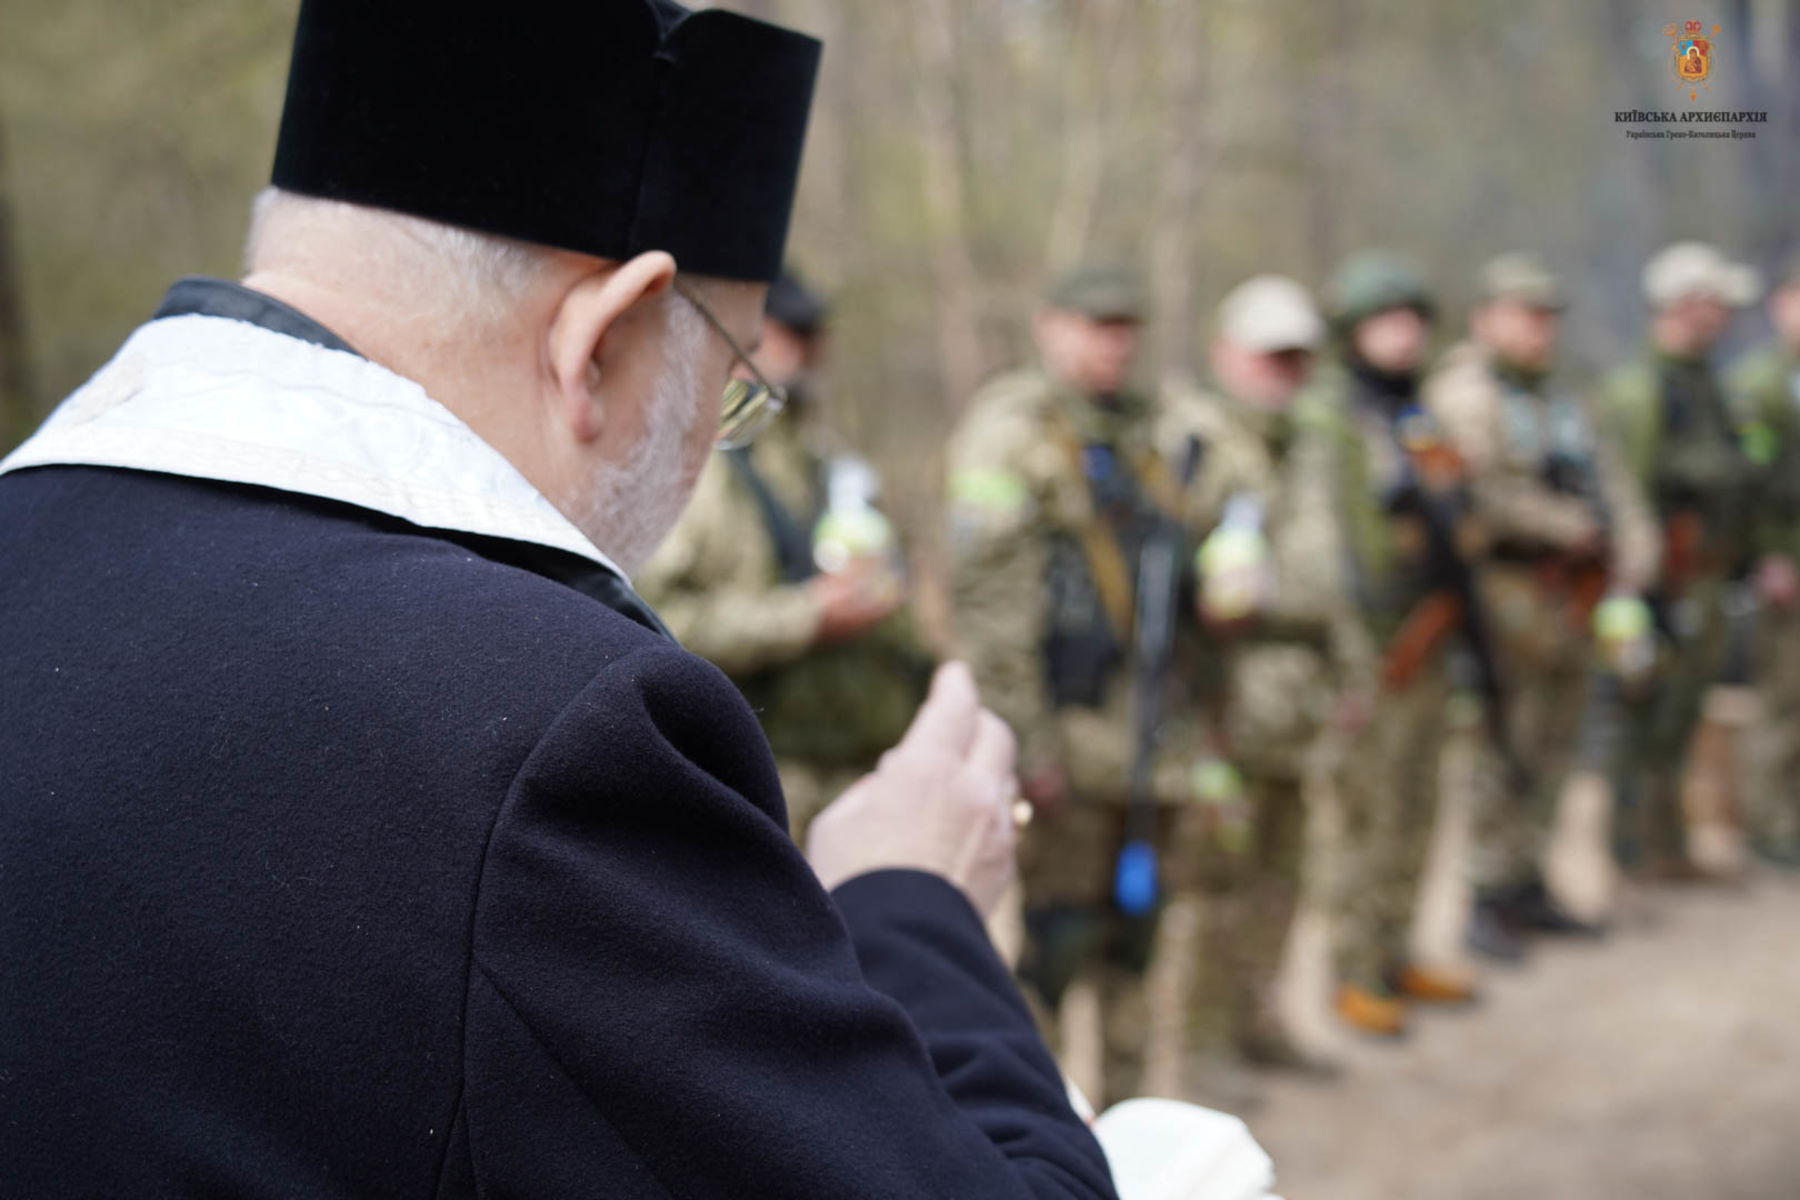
[671,280,787,450]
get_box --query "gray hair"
[244,187,559,327]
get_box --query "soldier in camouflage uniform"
[945,264,1234,1104]
[1598,242,1760,879]
[1424,254,1658,939]
[1310,252,1482,1036]
[1727,252,1800,867]
[638,271,933,839]
[1172,276,1377,1072]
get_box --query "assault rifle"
[1381,424,1534,797]
[1115,435,1205,917]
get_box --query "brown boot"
[1391,963,1479,1006]
[1335,983,1409,1038]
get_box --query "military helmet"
[1324,251,1436,331]
[1046,261,1148,323]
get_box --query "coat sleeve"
[461,641,1116,1200]
[944,394,1063,772]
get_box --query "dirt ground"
[1246,873,1800,1200]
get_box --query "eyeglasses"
[671,280,787,450]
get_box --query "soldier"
[1598,241,1760,879]
[1310,252,1481,1037]
[1727,252,1800,867]
[638,271,934,838]
[944,263,1228,1105]
[1424,254,1658,942]
[1173,276,1377,1073]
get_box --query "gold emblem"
[1663,19,1720,102]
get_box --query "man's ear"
[547,250,678,444]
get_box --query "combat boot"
[1465,898,1527,963]
[1487,878,1606,937]
[1390,962,1479,1006]
[1334,983,1408,1038]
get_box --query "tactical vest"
[1498,380,1609,531]
[1734,351,1800,515]
[1041,435,1188,709]
[1650,358,1750,520]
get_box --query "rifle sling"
[1044,416,1188,646]
[725,447,819,585]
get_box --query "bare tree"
[1146,0,1207,377]
[905,0,985,413]
[1041,0,1134,273]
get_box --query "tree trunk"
[1147,0,1206,379]
[1041,0,1132,274]
[908,0,985,413]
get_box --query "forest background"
[3,0,1796,615]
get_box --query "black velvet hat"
[270,0,821,283]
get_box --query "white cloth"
[0,313,628,584]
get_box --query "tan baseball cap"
[1478,253,1565,311]
[1217,274,1325,353]
[1643,241,1760,308]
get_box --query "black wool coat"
[0,460,1116,1198]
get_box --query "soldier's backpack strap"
[1125,444,1189,521]
[724,446,819,584]
[1043,417,1138,643]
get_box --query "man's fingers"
[966,709,1017,789]
[895,660,981,759]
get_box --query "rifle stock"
[1380,591,1463,691]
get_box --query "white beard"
[575,300,707,576]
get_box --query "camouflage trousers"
[1177,771,1308,1062]
[1748,603,1800,858]
[1616,578,1731,866]
[1334,665,1452,990]
[1466,565,1602,892]
[1015,799,1174,1107]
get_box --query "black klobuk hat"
[270,0,821,283]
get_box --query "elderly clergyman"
[0,4,1116,1197]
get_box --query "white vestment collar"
[0,313,629,583]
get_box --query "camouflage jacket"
[637,409,930,768]
[1426,341,1657,594]
[1728,344,1800,562]
[1304,362,1450,646]
[1176,381,1375,772]
[1598,347,1755,583]
[944,367,1233,805]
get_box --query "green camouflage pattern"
[1424,342,1655,888]
[1728,345,1800,857]
[1305,362,1464,985]
[637,409,932,839]
[1597,350,1753,863]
